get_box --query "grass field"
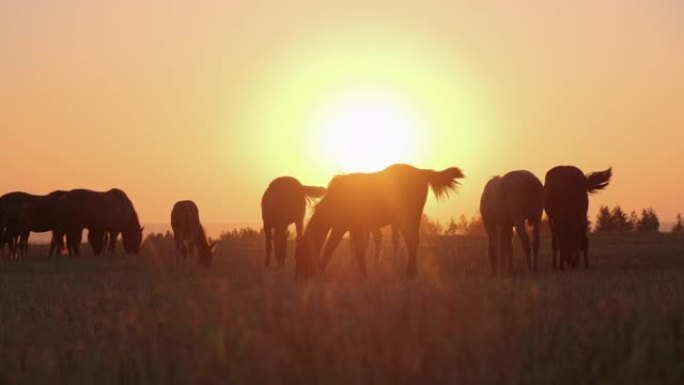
[1,233,684,384]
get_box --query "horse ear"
[210,243,216,252]
[140,226,144,232]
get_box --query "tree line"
[593,206,684,234]
[143,209,684,245]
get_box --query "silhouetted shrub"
[673,213,684,234]
[636,208,660,233]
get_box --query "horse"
[261,177,326,267]
[295,164,464,279]
[480,170,544,275]
[53,188,143,256]
[171,200,215,267]
[0,190,67,259]
[544,166,612,269]
[314,173,401,274]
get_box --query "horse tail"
[302,185,326,206]
[425,167,465,200]
[585,167,612,193]
[302,185,326,199]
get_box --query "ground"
[1,233,684,384]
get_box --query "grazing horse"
[0,191,66,259]
[53,189,143,256]
[480,170,544,274]
[295,164,464,279]
[545,166,612,269]
[171,200,215,267]
[261,177,326,267]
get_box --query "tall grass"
[1,233,684,384]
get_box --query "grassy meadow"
[1,232,684,384]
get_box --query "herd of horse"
[263,163,611,278]
[0,189,144,259]
[0,163,612,279]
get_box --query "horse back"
[261,177,306,225]
[171,200,202,241]
[544,166,589,221]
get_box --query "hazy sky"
[2,0,683,226]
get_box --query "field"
[1,233,684,384]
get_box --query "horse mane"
[585,167,612,193]
[427,167,465,200]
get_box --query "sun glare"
[312,90,422,173]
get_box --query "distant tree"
[636,208,660,233]
[594,205,614,232]
[465,215,486,236]
[445,218,459,237]
[671,213,684,234]
[420,214,443,240]
[595,205,635,232]
[458,215,470,234]
[628,211,639,232]
[611,206,632,232]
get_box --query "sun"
[312,89,423,173]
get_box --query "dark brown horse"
[0,191,67,259]
[53,189,143,256]
[544,166,612,269]
[261,177,326,267]
[171,200,215,267]
[480,170,544,274]
[295,164,464,279]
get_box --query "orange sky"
[1,0,683,227]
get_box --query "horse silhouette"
[0,191,66,259]
[295,164,464,279]
[53,189,143,256]
[314,174,402,275]
[261,177,326,267]
[480,170,544,274]
[544,166,612,269]
[171,200,215,267]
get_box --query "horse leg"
[531,222,540,273]
[350,229,369,278]
[274,225,288,267]
[400,225,420,278]
[108,231,118,255]
[20,232,29,259]
[371,228,382,265]
[69,232,79,257]
[582,232,589,269]
[551,228,559,270]
[391,225,400,259]
[264,225,273,267]
[486,226,498,276]
[49,232,57,256]
[321,227,345,272]
[295,219,303,242]
[8,235,17,260]
[514,221,532,272]
[499,226,514,274]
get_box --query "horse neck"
[195,225,209,247]
[305,208,331,256]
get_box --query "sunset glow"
[1,1,683,226]
[312,90,421,172]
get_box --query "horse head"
[122,225,143,254]
[559,218,587,268]
[198,241,215,267]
